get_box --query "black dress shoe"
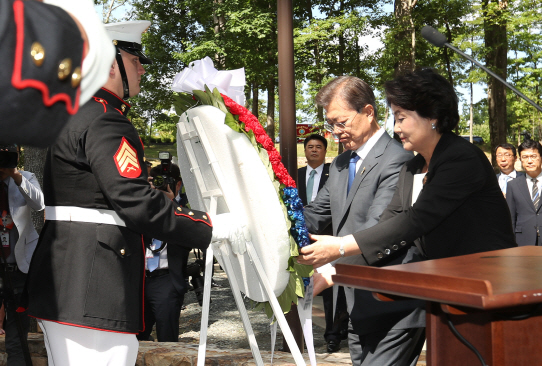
[327,340,341,353]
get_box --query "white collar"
[353,128,385,160]
[527,171,542,181]
[500,170,517,178]
[307,163,324,176]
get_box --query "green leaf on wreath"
[293,273,305,298]
[264,303,274,319]
[224,113,241,132]
[211,87,229,114]
[193,89,211,105]
[272,179,281,193]
[245,129,257,146]
[259,148,270,167]
[204,85,221,110]
[289,236,299,256]
[172,93,198,116]
[293,262,314,278]
[282,207,291,231]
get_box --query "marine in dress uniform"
[0,0,114,147]
[24,21,213,366]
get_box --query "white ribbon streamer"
[270,317,277,364]
[297,277,316,366]
[171,56,246,105]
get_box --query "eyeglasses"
[323,112,358,134]
[520,154,540,161]
[496,153,514,158]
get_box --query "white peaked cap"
[104,20,151,44]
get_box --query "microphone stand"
[421,25,542,113]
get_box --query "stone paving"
[0,264,427,365]
[0,335,425,365]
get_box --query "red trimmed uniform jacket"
[26,88,212,333]
[0,0,84,147]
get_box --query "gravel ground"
[149,264,330,354]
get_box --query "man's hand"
[163,184,175,200]
[0,168,22,186]
[297,234,341,267]
[312,267,336,296]
[148,177,175,200]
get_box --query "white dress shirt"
[412,173,427,205]
[526,172,542,200]
[498,170,517,194]
[353,128,386,173]
[306,163,325,203]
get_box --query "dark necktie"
[347,152,360,195]
[0,182,10,258]
[306,169,316,204]
[532,178,539,209]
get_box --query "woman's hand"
[298,234,361,268]
[297,234,342,267]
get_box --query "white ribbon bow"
[171,56,245,105]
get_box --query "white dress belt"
[45,206,126,227]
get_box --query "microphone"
[421,26,446,47]
[421,25,542,113]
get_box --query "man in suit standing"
[300,77,418,366]
[506,140,542,246]
[0,144,44,365]
[298,134,349,353]
[298,134,330,206]
[496,143,524,196]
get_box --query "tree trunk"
[252,81,259,119]
[213,0,226,68]
[394,0,418,76]
[266,79,275,140]
[483,0,508,170]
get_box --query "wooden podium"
[334,246,542,366]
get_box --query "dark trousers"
[348,326,425,366]
[321,285,349,342]
[137,272,185,342]
[2,270,29,366]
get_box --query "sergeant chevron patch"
[114,137,141,178]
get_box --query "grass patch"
[144,144,178,164]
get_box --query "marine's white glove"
[211,213,251,255]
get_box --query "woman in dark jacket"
[298,68,516,271]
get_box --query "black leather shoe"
[327,340,341,353]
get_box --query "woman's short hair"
[384,68,459,133]
[315,76,378,121]
[518,139,542,157]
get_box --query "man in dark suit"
[496,143,524,196]
[298,134,348,353]
[506,140,542,246]
[298,134,330,206]
[299,77,417,366]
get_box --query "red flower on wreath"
[222,94,296,188]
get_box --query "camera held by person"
[152,151,177,193]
